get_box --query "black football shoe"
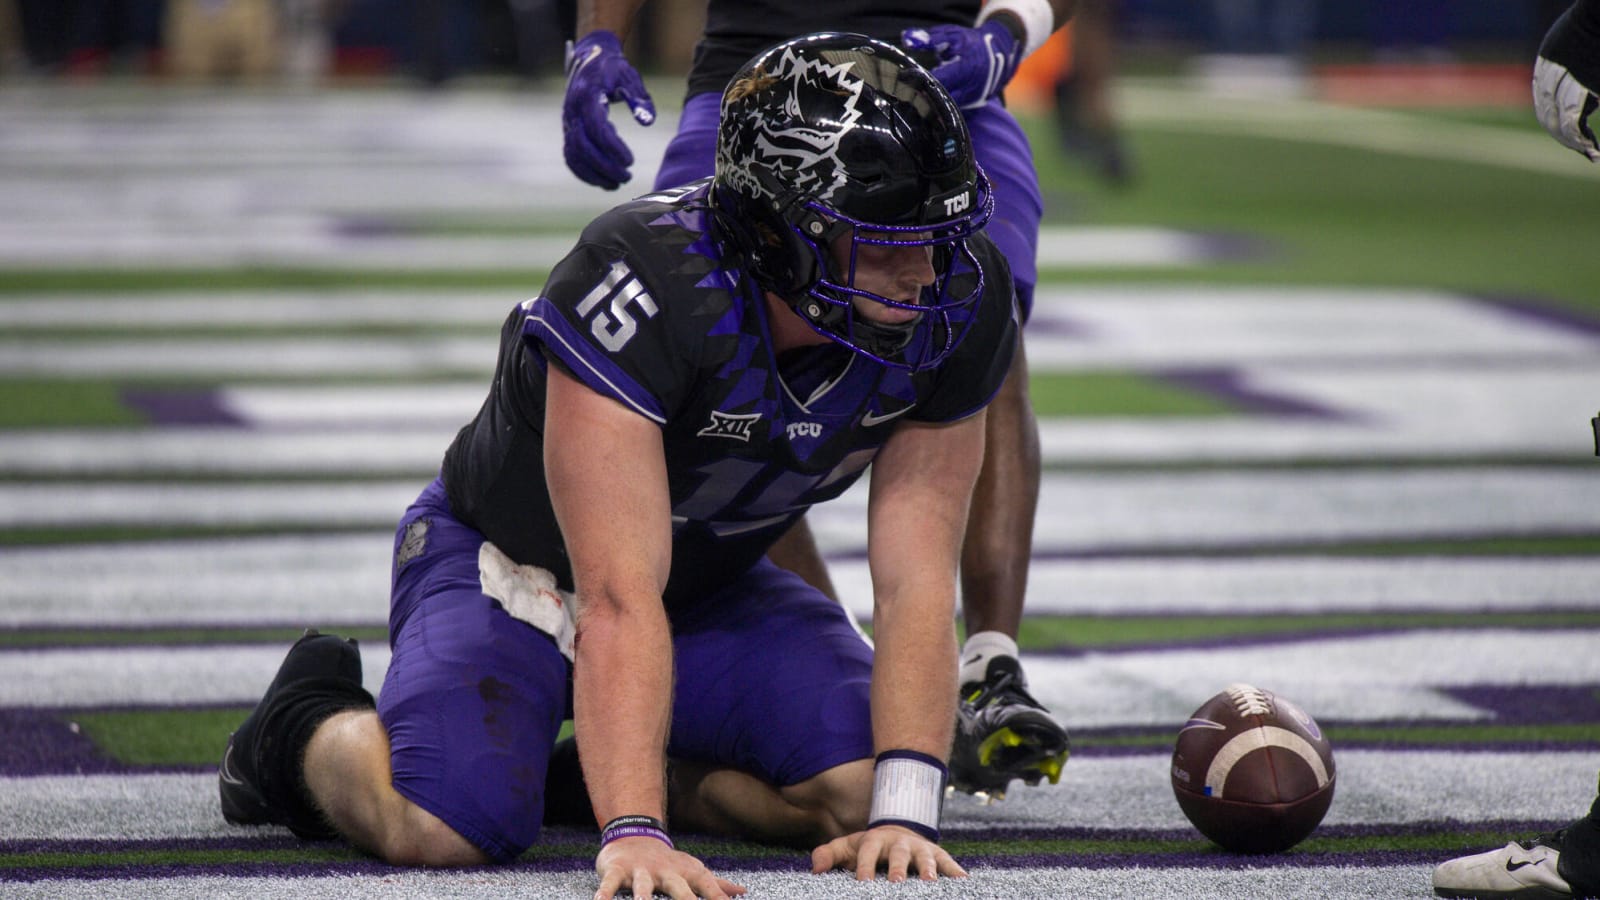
[948,655,1070,801]
[219,629,369,840]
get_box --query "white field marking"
[0,222,1202,270]
[0,88,662,218]
[0,644,393,707]
[3,749,1591,840]
[0,480,423,529]
[940,749,1600,832]
[0,429,453,477]
[809,467,1600,554]
[1016,630,1600,728]
[9,543,1581,629]
[7,868,1446,900]
[831,556,1600,621]
[1025,286,1600,369]
[0,866,1440,900]
[1036,364,1600,462]
[4,630,1594,726]
[213,383,488,426]
[1122,80,1600,180]
[0,224,589,270]
[14,542,1600,629]
[0,336,496,377]
[0,293,519,328]
[0,534,393,627]
[7,469,1600,541]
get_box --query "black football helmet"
[711,32,994,371]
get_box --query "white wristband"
[867,751,947,842]
[977,0,1054,59]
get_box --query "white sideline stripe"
[0,644,393,707]
[5,631,1596,727]
[0,429,455,476]
[810,467,1600,553]
[0,867,1437,900]
[1018,630,1600,728]
[0,480,423,529]
[1123,81,1600,180]
[2,750,1591,841]
[5,469,1600,542]
[0,337,497,377]
[8,544,1600,627]
[0,534,393,626]
[0,293,522,328]
[1025,287,1600,369]
[1037,364,1600,461]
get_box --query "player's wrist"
[600,814,673,850]
[867,750,947,842]
[976,0,1052,59]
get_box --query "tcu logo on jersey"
[942,191,971,217]
[575,260,659,352]
[786,421,823,440]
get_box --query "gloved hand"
[902,19,1024,110]
[562,30,658,190]
[1533,4,1600,162]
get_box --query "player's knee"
[374,802,492,868]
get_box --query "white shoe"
[1433,839,1572,899]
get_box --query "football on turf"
[1170,683,1336,853]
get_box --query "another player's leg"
[946,103,1070,802]
[1433,776,1600,899]
[948,338,1070,800]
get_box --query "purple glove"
[562,30,657,190]
[902,19,1023,110]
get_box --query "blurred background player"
[1432,8,1598,897]
[561,0,1075,803]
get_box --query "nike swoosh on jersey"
[860,405,913,427]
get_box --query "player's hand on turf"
[563,30,657,189]
[594,836,746,900]
[810,824,967,883]
[902,21,1023,109]
[1533,5,1600,161]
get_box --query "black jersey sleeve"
[519,221,696,426]
[911,235,1019,423]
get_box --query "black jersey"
[442,180,1015,608]
[687,0,980,97]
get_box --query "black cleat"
[948,656,1070,802]
[219,628,365,840]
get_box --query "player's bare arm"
[544,365,746,900]
[811,412,987,883]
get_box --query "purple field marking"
[1,622,386,651]
[0,708,123,776]
[1154,366,1354,419]
[1439,685,1600,725]
[1477,295,1600,340]
[120,389,245,427]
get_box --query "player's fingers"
[594,865,625,900]
[854,834,885,881]
[658,871,694,900]
[810,838,843,874]
[885,840,912,883]
[915,845,939,881]
[935,846,968,878]
[630,867,654,900]
[716,875,748,896]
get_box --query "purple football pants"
[379,478,874,861]
[656,90,1043,321]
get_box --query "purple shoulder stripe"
[521,300,667,425]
